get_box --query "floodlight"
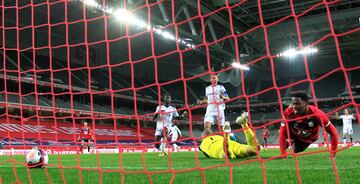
[231,62,250,70]
[84,0,98,7]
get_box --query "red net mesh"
[1,0,359,183]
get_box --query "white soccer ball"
[26,147,48,168]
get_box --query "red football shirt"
[262,129,270,139]
[279,105,338,155]
[79,127,93,139]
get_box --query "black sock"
[88,146,90,152]
[350,137,353,143]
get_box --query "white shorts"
[171,136,178,142]
[204,111,225,126]
[155,125,169,136]
[343,128,353,135]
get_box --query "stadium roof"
[2,0,360,82]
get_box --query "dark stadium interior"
[1,1,360,183]
[0,0,359,137]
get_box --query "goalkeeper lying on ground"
[199,112,258,159]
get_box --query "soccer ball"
[26,147,48,168]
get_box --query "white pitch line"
[0,164,352,171]
[0,165,187,170]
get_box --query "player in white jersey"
[197,75,229,137]
[168,123,182,151]
[153,95,179,156]
[336,108,356,147]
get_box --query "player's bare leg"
[264,138,268,150]
[155,136,161,150]
[159,137,168,156]
[85,142,90,153]
[88,141,93,153]
[159,127,168,156]
[343,133,348,147]
[79,140,85,153]
[82,141,90,154]
[159,127,167,156]
[202,122,212,138]
[173,143,180,152]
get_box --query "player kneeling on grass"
[26,147,49,168]
[199,112,258,159]
[78,121,94,153]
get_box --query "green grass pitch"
[1,147,359,184]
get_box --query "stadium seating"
[0,118,155,147]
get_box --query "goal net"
[0,0,359,183]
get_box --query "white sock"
[159,138,164,151]
[162,143,167,152]
[160,141,166,152]
[343,139,346,146]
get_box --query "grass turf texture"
[1,147,359,184]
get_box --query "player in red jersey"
[77,121,94,153]
[262,127,270,149]
[279,92,338,156]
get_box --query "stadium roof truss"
[99,0,360,73]
[2,0,360,82]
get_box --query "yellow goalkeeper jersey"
[199,135,226,159]
[199,132,257,159]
